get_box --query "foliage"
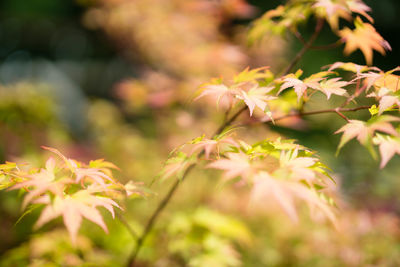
[0,0,400,266]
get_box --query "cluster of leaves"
[1,0,399,265]
[0,147,141,243]
[330,63,400,167]
[195,57,400,167]
[249,0,391,65]
[162,129,336,225]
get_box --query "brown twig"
[126,106,247,267]
[281,18,325,76]
[262,105,371,124]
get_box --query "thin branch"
[334,108,350,122]
[310,40,342,50]
[117,212,139,240]
[127,106,247,267]
[262,105,371,124]
[282,19,325,76]
[127,164,195,267]
[214,106,247,136]
[293,24,342,51]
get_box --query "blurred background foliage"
[0,0,400,266]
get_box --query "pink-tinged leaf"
[160,152,192,181]
[335,116,400,152]
[124,181,145,197]
[279,74,322,101]
[252,172,298,222]
[251,172,336,225]
[62,200,83,245]
[9,168,67,210]
[287,182,337,226]
[357,71,383,92]
[34,190,120,244]
[207,152,252,182]
[317,78,349,99]
[34,201,62,230]
[279,77,307,101]
[95,197,121,218]
[335,120,369,150]
[347,0,373,23]
[45,157,56,174]
[287,158,318,183]
[190,137,238,159]
[313,0,351,30]
[378,95,400,115]
[369,116,400,136]
[41,146,76,172]
[77,204,108,233]
[279,150,319,184]
[194,84,236,108]
[373,134,400,168]
[327,61,373,73]
[236,86,276,116]
[74,168,115,186]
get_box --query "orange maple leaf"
[339,17,391,65]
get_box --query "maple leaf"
[339,17,391,65]
[41,146,77,172]
[335,120,370,150]
[372,67,400,91]
[278,73,322,101]
[347,0,374,23]
[373,134,400,168]
[251,172,298,221]
[207,152,253,182]
[9,157,72,209]
[34,191,121,244]
[236,85,276,116]
[233,66,271,84]
[327,61,373,73]
[279,150,318,184]
[335,116,400,151]
[357,71,384,92]
[159,152,194,181]
[194,84,237,108]
[189,137,238,160]
[317,77,350,99]
[367,87,400,115]
[251,172,336,224]
[42,146,118,187]
[357,66,400,94]
[313,0,351,30]
[74,168,116,187]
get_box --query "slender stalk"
[126,165,196,266]
[127,106,247,267]
[117,212,139,239]
[334,108,350,122]
[262,105,371,124]
[281,19,325,76]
